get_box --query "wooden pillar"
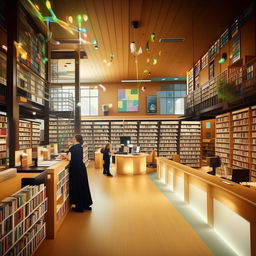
[6,0,19,167]
[74,50,81,134]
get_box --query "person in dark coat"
[62,135,93,212]
[102,143,113,177]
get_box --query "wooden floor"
[35,163,214,256]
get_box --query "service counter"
[157,157,256,256]
[116,154,148,175]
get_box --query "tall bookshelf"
[19,120,31,149]
[251,106,256,181]
[93,121,110,150]
[232,108,250,169]
[49,117,74,152]
[83,143,89,167]
[81,121,94,160]
[110,121,124,150]
[0,114,7,168]
[215,113,232,167]
[159,121,179,157]
[138,121,158,154]
[180,121,201,168]
[0,50,6,86]
[0,184,47,256]
[32,122,41,148]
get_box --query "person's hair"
[105,143,111,150]
[75,134,84,145]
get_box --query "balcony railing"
[185,57,256,116]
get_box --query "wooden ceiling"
[48,0,252,83]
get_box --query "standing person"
[62,135,93,212]
[102,143,113,177]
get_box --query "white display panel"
[214,199,251,256]
[189,184,207,223]
[165,170,174,191]
[175,175,184,200]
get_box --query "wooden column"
[6,0,19,167]
[74,50,81,134]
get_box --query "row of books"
[0,185,46,222]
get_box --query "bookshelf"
[251,106,256,181]
[0,50,6,86]
[93,121,110,150]
[138,121,158,154]
[0,115,7,168]
[187,68,194,95]
[49,117,74,152]
[159,121,179,157]
[0,184,47,256]
[83,143,89,167]
[81,121,94,160]
[46,161,69,239]
[215,113,232,167]
[32,122,41,148]
[180,121,201,168]
[232,108,250,169]
[19,120,31,150]
[202,139,215,160]
[110,121,124,150]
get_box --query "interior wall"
[201,119,215,139]
[97,82,181,116]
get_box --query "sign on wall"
[147,95,157,114]
[118,89,139,112]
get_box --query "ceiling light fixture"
[159,38,185,43]
[121,80,151,83]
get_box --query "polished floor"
[35,163,214,256]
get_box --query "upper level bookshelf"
[0,50,6,86]
[251,106,256,181]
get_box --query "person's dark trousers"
[103,158,110,174]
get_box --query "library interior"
[0,0,256,255]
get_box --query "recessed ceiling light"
[161,78,166,81]
[174,78,178,80]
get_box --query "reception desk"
[116,154,148,175]
[157,157,256,256]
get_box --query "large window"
[158,84,186,115]
[81,86,98,116]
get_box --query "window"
[220,29,229,48]
[201,53,209,69]
[209,40,220,61]
[158,84,186,115]
[209,61,215,80]
[81,86,98,116]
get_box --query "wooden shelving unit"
[110,121,124,150]
[138,121,158,154]
[202,139,215,160]
[83,143,89,167]
[32,122,41,148]
[81,121,94,160]
[46,161,69,239]
[187,68,194,95]
[93,121,110,150]
[19,120,31,150]
[0,50,6,86]
[123,121,138,145]
[0,184,47,256]
[251,106,256,181]
[180,121,201,168]
[49,117,74,152]
[159,121,179,157]
[215,113,232,167]
[232,108,250,169]
[0,115,7,168]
